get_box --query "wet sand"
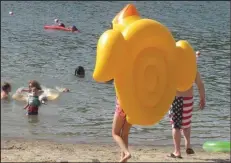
[1,138,230,162]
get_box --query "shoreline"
[1,137,230,162]
[0,135,205,148]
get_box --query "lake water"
[1,1,230,146]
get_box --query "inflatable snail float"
[93,4,197,126]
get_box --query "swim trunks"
[115,97,126,118]
[169,96,193,129]
[27,112,38,115]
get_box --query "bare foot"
[119,152,131,162]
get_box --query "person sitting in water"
[1,82,11,100]
[58,23,65,28]
[75,66,85,78]
[24,87,41,115]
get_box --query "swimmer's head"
[71,25,79,32]
[196,51,200,58]
[59,23,65,27]
[63,88,70,92]
[75,66,85,78]
[31,87,39,96]
[54,19,59,23]
[29,80,42,91]
[9,11,13,15]
[2,82,11,93]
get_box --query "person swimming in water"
[1,82,11,100]
[58,23,65,28]
[56,22,79,32]
[75,66,85,78]
[55,19,66,28]
[54,18,65,27]
[70,25,79,32]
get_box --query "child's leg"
[181,96,194,154]
[121,121,132,162]
[172,128,181,156]
[112,113,130,162]
[182,127,195,154]
[169,97,184,157]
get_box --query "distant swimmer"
[9,11,13,15]
[50,20,79,32]
[1,82,11,100]
[62,88,70,92]
[70,25,79,32]
[58,23,65,28]
[75,66,85,78]
[196,51,200,58]
[54,18,59,24]
[53,19,65,27]
[55,87,70,92]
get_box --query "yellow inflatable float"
[175,40,197,92]
[93,4,197,126]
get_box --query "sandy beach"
[1,138,230,162]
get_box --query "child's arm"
[23,103,29,110]
[195,71,206,110]
[20,89,30,93]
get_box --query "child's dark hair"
[75,66,85,78]
[2,82,11,91]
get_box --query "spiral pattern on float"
[93,4,197,126]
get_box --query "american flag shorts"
[169,96,193,129]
